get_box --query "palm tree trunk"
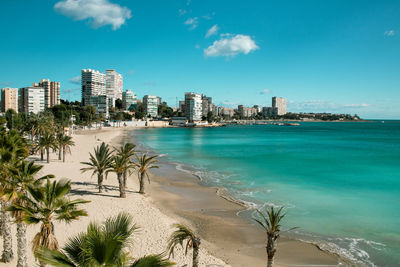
[123,171,127,189]
[267,257,273,267]
[62,147,66,162]
[98,173,104,193]
[266,237,275,267]
[118,173,126,198]
[139,172,145,194]
[40,149,44,161]
[17,222,27,267]
[58,145,62,160]
[46,147,50,163]
[192,243,199,267]
[1,202,13,262]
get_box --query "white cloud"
[384,30,395,36]
[54,0,132,30]
[205,24,218,38]
[260,89,271,95]
[343,103,370,108]
[69,76,81,84]
[184,17,198,30]
[204,34,259,57]
[288,100,370,112]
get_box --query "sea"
[132,121,400,267]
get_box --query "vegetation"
[167,224,201,267]
[253,206,296,267]
[133,154,159,194]
[9,179,89,264]
[36,213,174,267]
[80,142,114,193]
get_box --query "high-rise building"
[201,95,213,117]
[1,88,18,112]
[81,69,106,106]
[33,79,60,108]
[238,105,257,118]
[19,87,45,114]
[122,90,137,111]
[184,92,202,122]
[105,69,123,107]
[272,96,287,115]
[179,101,185,113]
[143,95,158,117]
[86,95,109,118]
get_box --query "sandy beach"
[1,127,347,267]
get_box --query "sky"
[0,0,399,119]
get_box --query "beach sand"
[0,127,346,267]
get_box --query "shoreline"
[126,128,354,267]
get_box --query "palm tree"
[81,142,113,193]
[130,254,175,267]
[253,207,294,267]
[133,154,158,194]
[9,178,89,264]
[0,130,29,263]
[108,155,131,198]
[36,213,138,266]
[1,161,53,267]
[167,224,201,267]
[114,143,136,188]
[57,133,75,162]
[36,132,56,163]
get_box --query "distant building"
[184,92,202,122]
[105,69,123,107]
[33,79,60,108]
[201,95,213,117]
[86,95,109,118]
[122,90,137,111]
[238,105,257,118]
[81,69,106,106]
[272,96,287,115]
[262,107,276,117]
[222,107,235,117]
[143,95,158,117]
[179,100,186,113]
[19,87,45,114]
[1,88,18,112]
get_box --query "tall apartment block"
[86,95,109,118]
[184,92,202,122]
[143,95,159,118]
[122,90,137,110]
[81,69,106,106]
[201,95,213,117]
[105,69,123,107]
[1,88,18,112]
[19,87,45,114]
[33,79,60,108]
[272,96,287,115]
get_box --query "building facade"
[105,69,123,107]
[19,87,45,114]
[122,90,137,111]
[86,95,109,118]
[1,88,18,112]
[81,69,106,106]
[143,95,158,118]
[201,95,213,117]
[272,96,287,115]
[184,92,202,122]
[238,105,258,118]
[33,79,60,108]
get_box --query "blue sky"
[0,0,399,118]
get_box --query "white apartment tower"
[1,88,18,112]
[122,90,137,110]
[105,69,123,107]
[33,79,60,108]
[143,95,159,118]
[81,69,106,105]
[184,92,202,122]
[272,96,287,115]
[19,87,45,114]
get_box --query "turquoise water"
[133,122,400,266]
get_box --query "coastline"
[126,128,353,267]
